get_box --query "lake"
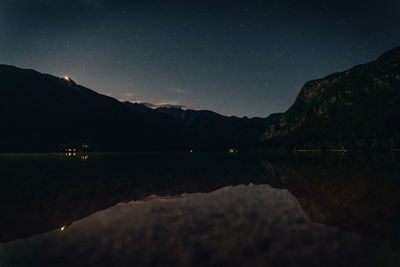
[0,152,399,266]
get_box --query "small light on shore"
[61,226,66,231]
[64,76,71,82]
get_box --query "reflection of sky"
[0,184,395,266]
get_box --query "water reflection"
[0,152,399,266]
[0,153,276,242]
[261,152,400,250]
[0,185,397,267]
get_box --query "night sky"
[1,0,400,117]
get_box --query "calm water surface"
[0,152,399,266]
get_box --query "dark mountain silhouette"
[260,47,400,150]
[2,46,399,152]
[0,65,269,152]
[123,101,269,150]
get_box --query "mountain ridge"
[261,46,400,150]
[0,65,270,152]
[1,46,399,152]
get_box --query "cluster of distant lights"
[65,148,77,157]
[63,147,89,160]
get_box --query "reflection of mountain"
[261,47,400,150]
[2,152,399,253]
[1,185,396,267]
[0,153,276,242]
[0,64,268,152]
[261,153,400,250]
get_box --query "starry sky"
[1,0,400,117]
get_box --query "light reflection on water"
[1,184,397,267]
[0,152,399,266]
